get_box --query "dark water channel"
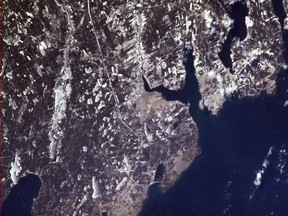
[218,0,249,73]
[140,1,288,215]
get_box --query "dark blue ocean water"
[140,1,288,215]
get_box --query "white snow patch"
[216,73,223,83]
[222,14,233,29]
[203,10,213,28]
[10,153,22,185]
[77,174,82,181]
[49,67,72,160]
[87,98,93,105]
[5,70,13,81]
[95,92,102,103]
[4,35,23,46]
[185,16,192,34]
[116,177,128,191]
[208,70,216,77]
[161,61,167,69]
[118,155,132,174]
[174,32,182,43]
[85,67,92,74]
[245,16,254,28]
[39,41,47,56]
[8,98,18,110]
[83,146,88,152]
[25,12,34,18]
[97,100,105,110]
[92,176,101,198]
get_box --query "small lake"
[1,174,42,216]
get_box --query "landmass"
[2,0,288,215]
